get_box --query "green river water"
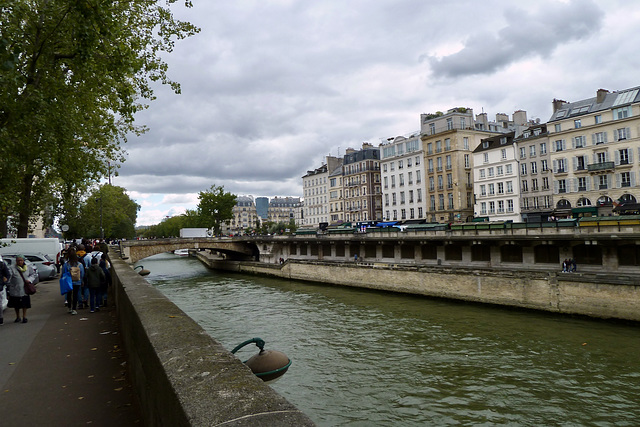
[138,253,640,426]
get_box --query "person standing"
[63,249,85,315]
[0,255,11,325]
[85,257,105,313]
[7,255,37,323]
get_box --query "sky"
[116,0,640,226]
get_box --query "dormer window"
[482,141,489,148]
[500,137,507,145]
[523,131,531,138]
[533,128,541,136]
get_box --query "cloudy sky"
[117,0,640,226]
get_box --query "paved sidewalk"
[1,280,141,426]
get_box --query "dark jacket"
[86,264,105,289]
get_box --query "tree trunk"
[17,173,35,238]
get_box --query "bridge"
[120,237,258,263]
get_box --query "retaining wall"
[110,255,315,426]
[198,253,640,322]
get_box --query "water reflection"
[139,253,640,426]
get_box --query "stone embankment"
[110,255,315,426]
[197,251,640,322]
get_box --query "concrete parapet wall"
[110,256,315,426]
[198,253,640,322]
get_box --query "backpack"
[69,264,81,281]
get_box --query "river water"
[138,253,640,426]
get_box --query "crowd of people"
[61,240,111,315]
[562,258,577,273]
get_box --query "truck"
[0,238,62,269]
[179,228,211,238]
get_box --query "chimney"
[552,98,566,113]
[596,89,609,104]
[513,110,527,126]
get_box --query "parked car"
[2,254,41,283]
[23,253,58,281]
[0,255,7,312]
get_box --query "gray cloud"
[109,1,640,225]
[428,0,603,79]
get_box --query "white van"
[0,238,62,269]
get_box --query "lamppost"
[96,194,104,239]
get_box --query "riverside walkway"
[0,279,141,426]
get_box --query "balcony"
[587,161,614,172]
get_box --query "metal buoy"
[231,338,291,383]
[134,265,150,276]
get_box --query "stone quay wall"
[197,252,640,322]
[109,255,315,426]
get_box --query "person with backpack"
[63,249,85,315]
[76,245,90,309]
[85,257,105,313]
[99,253,111,308]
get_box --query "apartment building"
[547,86,640,217]
[380,133,427,221]
[342,143,382,222]
[301,156,342,226]
[328,166,344,224]
[515,123,554,221]
[229,195,259,235]
[473,132,521,221]
[268,196,301,225]
[421,108,518,223]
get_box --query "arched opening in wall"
[400,244,415,259]
[620,193,637,204]
[300,244,308,256]
[444,244,462,261]
[382,244,395,258]
[577,197,592,207]
[421,244,437,260]
[310,244,319,256]
[618,244,640,266]
[534,244,559,264]
[556,199,571,209]
[572,244,602,265]
[471,244,490,261]
[597,196,613,207]
[335,244,345,257]
[365,244,376,258]
[289,243,296,256]
[500,244,522,263]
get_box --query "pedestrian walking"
[7,255,37,323]
[0,255,11,325]
[85,257,105,313]
[63,249,85,315]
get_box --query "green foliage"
[61,184,140,239]
[197,185,237,235]
[0,0,199,237]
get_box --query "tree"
[0,1,199,237]
[197,185,237,235]
[61,184,140,239]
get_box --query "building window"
[541,159,548,171]
[464,154,470,168]
[498,200,504,213]
[554,140,564,152]
[445,138,451,150]
[522,180,528,192]
[488,167,494,177]
[574,136,586,148]
[594,132,607,144]
[415,156,420,165]
[506,164,513,174]
[427,143,433,155]
[613,106,631,120]
[488,183,495,195]
[483,153,489,163]
[558,179,566,193]
[555,123,561,132]
[446,155,452,170]
[621,172,631,187]
[481,202,487,215]
[438,194,445,210]
[489,201,495,214]
[530,145,536,157]
[520,147,526,159]
[619,148,630,165]
[447,118,453,130]
[540,142,547,155]
[501,149,507,160]
[463,137,469,150]
[595,114,602,124]
[616,128,628,141]
[506,181,513,193]
[521,163,527,175]
[418,207,423,217]
[574,119,581,128]
[542,177,549,190]
[497,166,503,175]
[448,193,454,209]
[436,140,442,153]
[480,185,486,196]
[479,169,486,179]
[416,170,421,183]
[578,177,587,191]
[429,123,436,135]
[599,175,608,190]
[497,182,504,194]
[532,178,538,191]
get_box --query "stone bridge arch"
[119,238,258,263]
